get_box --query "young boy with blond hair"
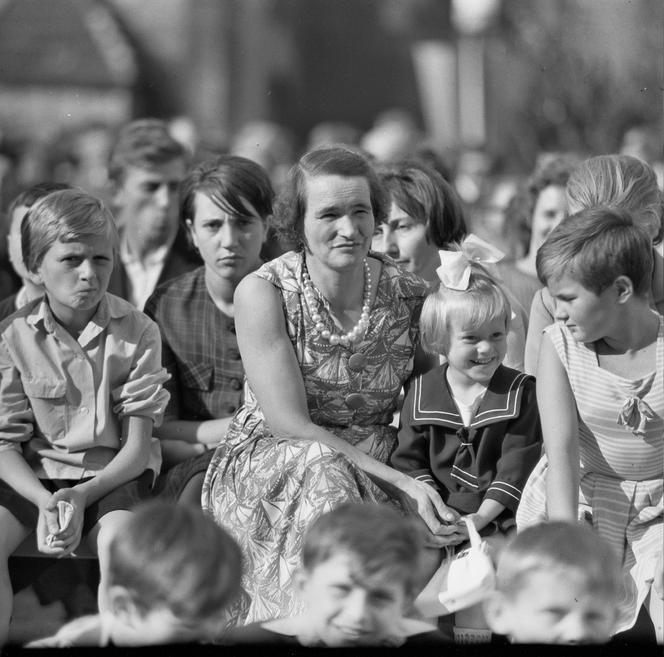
[0,189,169,645]
[484,521,621,644]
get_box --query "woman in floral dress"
[202,146,458,623]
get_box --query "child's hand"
[43,488,86,556]
[36,502,63,555]
[398,476,460,534]
[455,514,487,537]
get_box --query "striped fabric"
[517,314,663,633]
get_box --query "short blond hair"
[566,154,663,244]
[22,188,118,273]
[420,261,512,355]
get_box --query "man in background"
[107,119,200,308]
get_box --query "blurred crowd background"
[0,0,661,276]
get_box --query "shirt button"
[230,378,242,390]
[79,407,89,415]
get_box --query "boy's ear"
[613,275,634,304]
[106,585,142,626]
[26,268,43,287]
[482,592,511,636]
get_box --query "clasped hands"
[36,487,86,557]
[399,477,482,549]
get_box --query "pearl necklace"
[302,257,372,346]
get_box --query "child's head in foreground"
[21,188,118,328]
[484,521,620,644]
[420,258,511,386]
[99,500,242,645]
[296,503,423,647]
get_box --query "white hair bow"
[436,234,505,291]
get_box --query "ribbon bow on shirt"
[617,396,656,436]
[436,234,505,291]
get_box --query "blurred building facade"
[0,0,661,170]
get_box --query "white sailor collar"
[408,363,533,430]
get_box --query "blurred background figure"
[620,123,664,192]
[307,121,361,151]
[360,108,424,163]
[106,118,200,309]
[496,152,580,314]
[230,120,296,259]
[168,115,200,158]
[230,120,295,193]
[49,123,117,206]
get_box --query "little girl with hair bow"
[390,234,543,641]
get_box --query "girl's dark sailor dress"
[391,364,542,529]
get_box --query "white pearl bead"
[321,329,331,339]
[315,322,325,332]
[340,335,350,346]
[312,313,322,323]
[329,335,340,345]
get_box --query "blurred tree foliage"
[489,0,662,170]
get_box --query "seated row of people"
[0,135,661,645]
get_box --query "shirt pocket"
[179,361,213,392]
[22,376,68,440]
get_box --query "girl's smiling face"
[444,315,508,387]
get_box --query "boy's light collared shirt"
[0,293,169,479]
[119,234,172,310]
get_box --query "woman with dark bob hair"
[144,155,272,504]
[373,159,528,371]
[202,146,456,623]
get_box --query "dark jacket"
[391,364,542,519]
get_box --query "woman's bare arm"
[234,274,457,536]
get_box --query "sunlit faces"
[187,192,266,286]
[297,552,407,647]
[113,159,187,247]
[444,315,508,387]
[548,273,619,343]
[34,234,115,331]
[7,204,31,280]
[486,569,617,644]
[530,185,567,251]
[371,202,439,279]
[303,175,374,272]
